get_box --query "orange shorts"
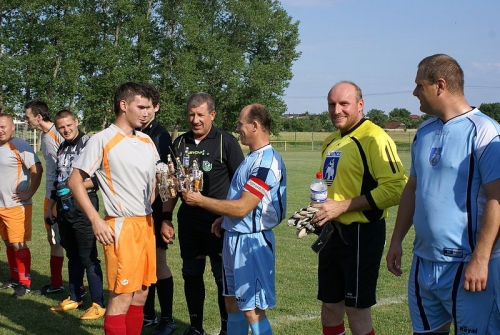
[0,204,32,243]
[43,197,57,229]
[103,215,156,294]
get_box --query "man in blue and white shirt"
[387,54,500,335]
[183,103,286,335]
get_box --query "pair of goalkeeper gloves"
[287,206,321,238]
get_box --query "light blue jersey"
[222,144,287,233]
[411,109,500,262]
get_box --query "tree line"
[282,103,500,132]
[0,0,300,133]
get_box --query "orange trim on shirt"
[102,132,126,212]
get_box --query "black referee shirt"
[172,126,244,225]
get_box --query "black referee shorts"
[317,219,386,308]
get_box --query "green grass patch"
[0,150,415,334]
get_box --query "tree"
[388,108,411,128]
[366,109,388,128]
[479,102,500,123]
[1,0,301,134]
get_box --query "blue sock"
[227,311,248,335]
[250,317,272,335]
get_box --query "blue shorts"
[409,255,500,334]
[222,230,276,311]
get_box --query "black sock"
[144,283,156,319]
[157,277,174,319]
[85,262,105,307]
[183,273,205,330]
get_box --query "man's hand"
[311,199,347,227]
[463,256,488,292]
[182,189,204,207]
[211,217,224,238]
[161,220,175,244]
[92,218,115,246]
[386,243,403,276]
[12,190,33,202]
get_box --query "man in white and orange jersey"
[24,100,65,294]
[69,82,161,335]
[0,113,43,296]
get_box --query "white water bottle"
[310,172,328,203]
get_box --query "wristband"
[162,212,173,221]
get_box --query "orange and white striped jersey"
[41,125,63,198]
[0,137,41,208]
[73,124,160,218]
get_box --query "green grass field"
[0,148,415,335]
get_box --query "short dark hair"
[186,92,215,113]
[140,83,160,108]
[246,104,271,133]
[25,100,51,121]
[113,82,153,115]
[418,54,464,95]
[54,109,77,122]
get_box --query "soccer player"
[47,110,105,319]
[386,54,500,334]
[162,92,244,335]
[311,81,407,335]
[24,100,65,294]
[68,82,160,334]
[0,113,43,296]
[182,103,287,335]
[138,83,176,335]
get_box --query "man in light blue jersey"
[182,103,286,335]
[386,54,500,335]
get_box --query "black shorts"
[152,211,169,250]
[317,219,385,308]
[178,218,223,261]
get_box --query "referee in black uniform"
[163,92,244,335]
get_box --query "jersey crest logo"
[323,151,341,186]
[202,161,212,172]
[429,147,442,166]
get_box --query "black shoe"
[143,315,158,328]
[0,278,19,290]
[219,332,227,335]
[152,317,175,335]
[32,284,64,295]
[182,327,206,335]
[12,284,31,297]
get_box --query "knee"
[182,258,206,277]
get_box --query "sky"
[279,0,500,115]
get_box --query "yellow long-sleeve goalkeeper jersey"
[320,119,407,225]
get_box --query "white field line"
[206,294,407,334]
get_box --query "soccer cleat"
[80,302,106,320]
[50,296,83,311]
[33,283,64,295]
[182,327,206,335]
[12,284,30,297]
[151,317,175,335]
[143,315,158,328]
[0,278,19,290]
